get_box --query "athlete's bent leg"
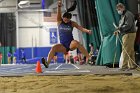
[42,44,67,68]
[70,40,90,64]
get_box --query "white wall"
[18,12,42,27]
[0,0,16,7]
[18,11,44,47]
[41,22,58,47]
[18,28,40,47]
[0,0,17,13]
[18,11,61,48]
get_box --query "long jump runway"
[0,63,90,76]
[0,63,138,77]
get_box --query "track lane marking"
[55,64,63,70]
[71,64,80,69]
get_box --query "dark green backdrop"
[76,0,127,66]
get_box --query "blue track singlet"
[58,21,74,51]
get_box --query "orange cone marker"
[36,61,42,73]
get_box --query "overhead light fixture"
[18,1,30,8]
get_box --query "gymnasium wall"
[16,0,82,63]
[0,0,89,64]
[17,11,62,63]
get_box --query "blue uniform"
[13,52,17,58]
[58,21,74,51]
[21,50,26,62]
[21,51,25,58]
[7,52,11,57]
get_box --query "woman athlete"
[42,0,92,68]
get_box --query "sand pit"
[0,75,140,93]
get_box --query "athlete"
[42,0,92,68]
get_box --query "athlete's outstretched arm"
[57,0,62,24]
[72,21,92,34]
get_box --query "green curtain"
[0,13,16,64]
[0,47,15,64]
[95,0,126,66]
[76,0,101,51]
[76,0,126,66]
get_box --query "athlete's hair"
[63,1,77,19]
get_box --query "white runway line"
[45,71,64,73]
[11,68,23,71]
[1,64,16,66]
[44,70,90,73]
[77,70,90,73]
[55,64,63,70]
[71,64,80,69]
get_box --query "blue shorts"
[54,53,57,56]
[61,40,73,52]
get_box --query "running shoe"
[41,57,48,68]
